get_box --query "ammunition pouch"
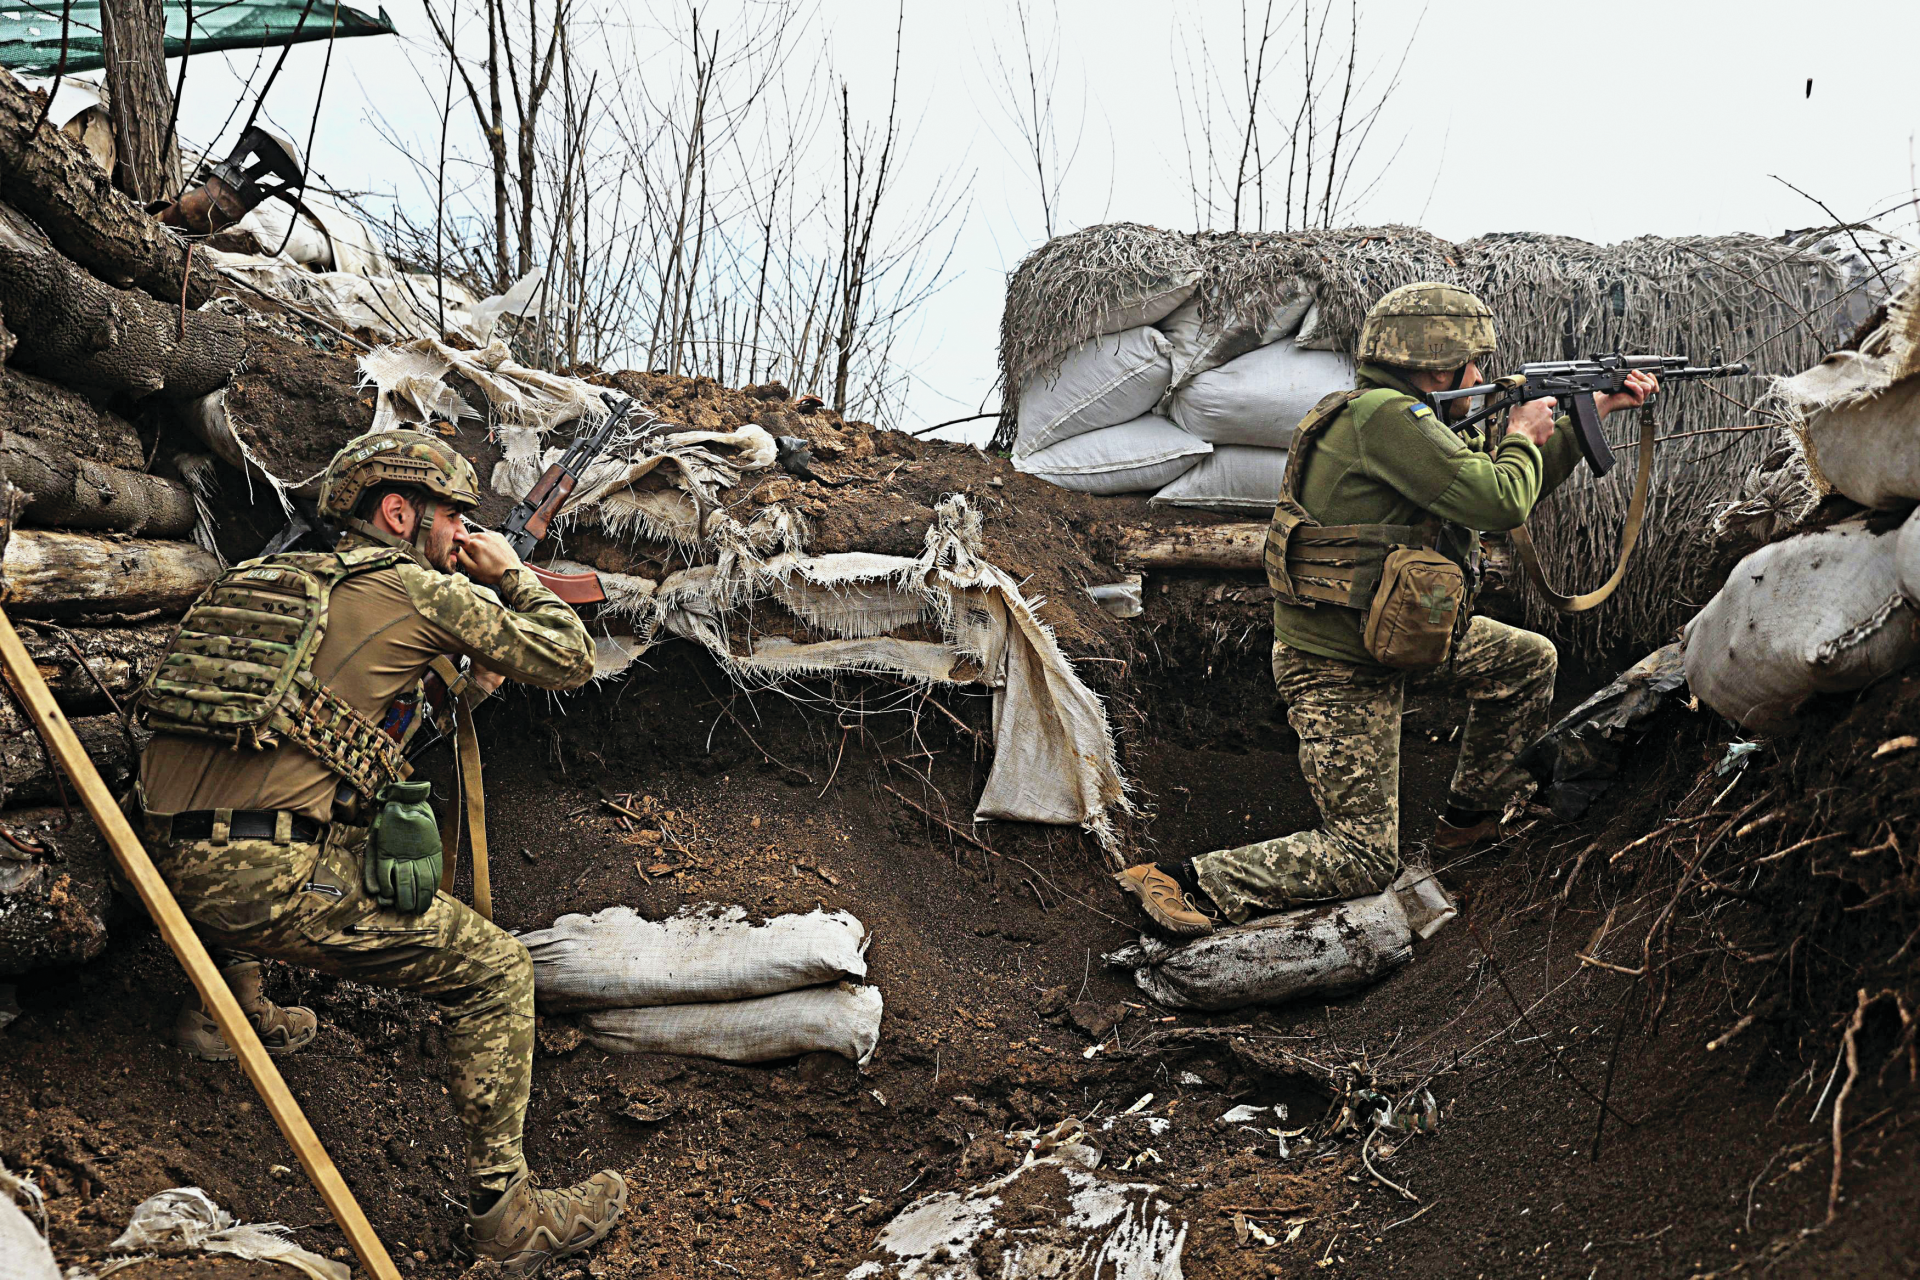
[1262,387,1474,669]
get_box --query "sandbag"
[1149,444,1287,512]
[1,1163,57,1280]
[1791,359,1920,509]
[519,904,867,1012]
[1104,875,1420,1012]
[1159,290,1314,390]
[1013,415,1209,495]
[581,982,883,1065]
[1167,340,1354,446]
[1683,520,1917,732]
[1899,507,1920,606]
[1015,327,1173,456]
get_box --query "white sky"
[169,0,1920,439]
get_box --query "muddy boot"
[1430,810,1505,853]
[468,1168,629,1277]
[173,961,320,1061]
[1114,863,1215,937]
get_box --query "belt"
[165,809,326,845]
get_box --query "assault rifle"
[1429,354,1750,478]
[499,391,647,605]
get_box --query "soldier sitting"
[1116,283,1657,937]
[135,430,625,1275]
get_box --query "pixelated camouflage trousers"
[1195,616,1556,923]
[152,820,534,1187]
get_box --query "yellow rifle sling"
[1509,403,1656,613]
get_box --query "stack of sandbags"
[519,904,882,1065]
[1688,259,1920,730]
[1011,324,1208,496]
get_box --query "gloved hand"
[364,780,443,915]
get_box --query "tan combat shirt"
[141,533,595,820]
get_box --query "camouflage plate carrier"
[135,545,425,800]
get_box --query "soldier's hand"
[1510,397,1558,446]
[453,527,522,586]
[1595,370,1659,419]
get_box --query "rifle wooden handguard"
[528,564,606,605]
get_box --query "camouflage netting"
[998,223,1903,661]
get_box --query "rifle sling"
[1509,403,1656,614]
[430,656,492,921]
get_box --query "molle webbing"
[1279,524,1426,608]
[136,547,413,800]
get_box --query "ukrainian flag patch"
[1408,403,1436,420]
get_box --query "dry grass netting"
[999,223,1896,660]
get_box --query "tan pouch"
[1364,547,1465,669]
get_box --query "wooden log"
[12,620,171,712]
[0,70,219,307]
[1117,522,1267,571]
[1,434,197,536]
[0,805,111,975]
[0,362,146,469]
[0,697,131,806]
[0,529,219,616]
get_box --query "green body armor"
[135,545,423,800]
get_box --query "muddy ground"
[5,590,1917,1279]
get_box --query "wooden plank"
[1116,522,1266,571]
[0,529,219,615]
[0,604,401,1280]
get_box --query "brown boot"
[468,1168,629,1276]
[173,961,319,1061]
[1431,814,1505,853]
[1114,864,1215,937]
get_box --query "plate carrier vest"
[135,545,425,801]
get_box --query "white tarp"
[107,1188,348,1280]
[846,1155,1188,1279]
[0,1162,56,1280]
[521,905,868,1012]
[1684,520,1917,732]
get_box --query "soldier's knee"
[502,939,534,1009]
[1520,630,1558,685]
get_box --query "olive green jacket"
[1271,363,1582,665]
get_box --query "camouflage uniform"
[1192,617,1555,922]
[141,529,594,1190]
[1195,284,1573,924]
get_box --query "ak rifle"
[1429,353,1750,477]
[500,391,645,605]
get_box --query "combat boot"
[1114,863,1215,937]
[173,960,320,1060]
[1430,813,1505,853]
[468,1168,629,1277]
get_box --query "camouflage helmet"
[1356,282,1496,371]
[317,428,481,522]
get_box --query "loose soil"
[5,356,1916,1280]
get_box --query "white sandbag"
[1683,520,1918,732]
[582,983,883,1065]
[1167,341,1354,446]
[1094,271,1204,335]
[1015,328,1174,455]
[845,1156,1187,1279]
[1159,290,1314,390]
[1013,415,1209,496]
[1104,876,1415,1012]
[1798,372,1920,509]
[1898,507,1920,606]
[520,904,867,1012]
[1,1163,57,1280]
[1150,445,1288,513]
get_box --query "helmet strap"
[343,491,435,570]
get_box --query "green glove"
[364,780,443,915]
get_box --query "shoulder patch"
[1407,402,1435,421]
[1405,402,1467,457]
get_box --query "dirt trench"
[4,583,1918,1280]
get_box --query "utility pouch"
[1363,547,1466,670]
[365,780,442,915]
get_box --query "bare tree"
[982,0,1083,241]
[101,0,181,202]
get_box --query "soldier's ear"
[378,491,419,537]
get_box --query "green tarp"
[0,0,395,75]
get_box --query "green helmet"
[317,429,481,566]
[1356,282,1496,371]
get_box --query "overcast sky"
[170,0,1920,439]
